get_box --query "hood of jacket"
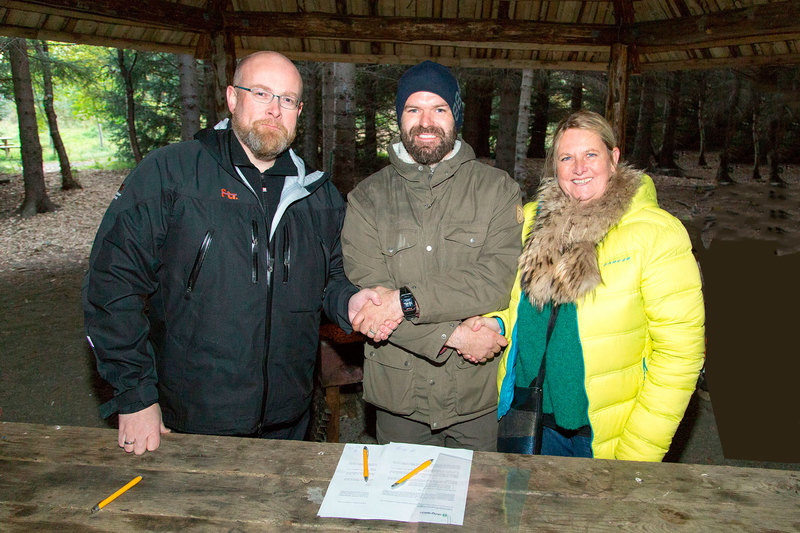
[387,136,476,187]
[519,163,647,308]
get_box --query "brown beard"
[232,114,295,162]
[400,125,457,165]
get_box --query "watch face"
[399,288,417,319]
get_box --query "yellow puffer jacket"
[493,175,705,461]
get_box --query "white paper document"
[317,442,473,525]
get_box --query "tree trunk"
[630,73,655,170]
[657,71,682,172]
[331,62,356,194]
[514,69,534,190]
[361,70,379,174]
[321,63,335,173]
[117,49,143,163]
[462,71,493,158]
[200,61,218,127]
[605,43,630,154]
[34,41,80,191]
[495,69,521,176]
[209,31,235,122]
[751,88,762,181]
[697,72,708,167]
[766,117,787,186]
[715,75,741,184]
[178,53,201,141]
[8,38,56,217]
[570,74,583,111]
[527,70,550,158]
[301,63,321,171]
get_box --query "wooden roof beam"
[642,52,800,72]
[2,0,213,32]
[7,1,800,51]
[633,0,800,49]
[0,23,196,54]
[225,12,618,46]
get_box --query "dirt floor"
[1,154,799,470]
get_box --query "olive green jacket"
[342,138,522,429]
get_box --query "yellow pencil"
[362,446,369,482]
[391,458,433,488]
[90,475,142,513]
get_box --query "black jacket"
[83,126,357,435]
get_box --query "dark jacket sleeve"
[82,154,169,417]
[319,182,358,332]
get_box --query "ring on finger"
[124,440,135,445]
[368,329,376,335]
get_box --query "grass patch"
[0,117,128,174]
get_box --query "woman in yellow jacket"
[487,111,705,461]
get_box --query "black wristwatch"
[399,286,419,320]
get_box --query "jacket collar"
[519,163,644,308]
[196,119,329,241]
[196,118,328,191]
[387,136,475,187]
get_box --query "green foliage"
[101,50,182,161]
[0,41,180,168]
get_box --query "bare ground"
[1,153,799,469]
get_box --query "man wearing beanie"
[341,60,523,451]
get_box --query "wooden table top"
[1,422,798,531]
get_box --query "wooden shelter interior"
[2,0,800,151]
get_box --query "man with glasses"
[84,51,392,455]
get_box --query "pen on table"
[391,458,433,489]
[362,445,369,482]
[90,475,142,513]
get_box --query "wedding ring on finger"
[124,440,135,445]
[368,329,377,336]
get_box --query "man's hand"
[466,315,502,334]
[446,317,508,364]
[118,403,170,455]
[348,287,403,341]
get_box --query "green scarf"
[515,297,590,430]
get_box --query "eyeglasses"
[233,85,301,110]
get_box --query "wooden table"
[1,422,798,531]
[0,137,19,157]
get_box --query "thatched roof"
[2,0,799,71]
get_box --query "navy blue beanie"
[395,61,464,131]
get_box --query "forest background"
[2,37,799,212]
[1,38,800,465]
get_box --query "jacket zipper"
[319,239,330,300]
[251,220,259,284]
[282,224,290,283]
[258,225,278,434]
[186,230,213,294]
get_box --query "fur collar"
[519,163,642,309]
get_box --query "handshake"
[347,286,508,364]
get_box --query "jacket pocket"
[379,227,418,257]
[251,220,259,284]
[186,229,213,294]
[362,348,415,415]
[454,357,500,416]
[442,224,486,268]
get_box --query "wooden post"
[605,43,629,154]
[210,31,236,121]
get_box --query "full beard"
[400,125,457,165]
[232,115,294,162]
